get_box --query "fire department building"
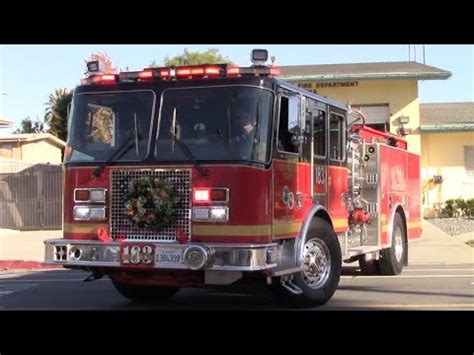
[279,62,474,216]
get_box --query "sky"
[0,45,472,133]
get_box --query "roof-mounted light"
[160,68,171,78]
[138,69,154,80]
[86,60,105,74]
[86,73,117,85]
[176,67,192,77]
[269,67,281,76]
[251,49,268,66]
[176,65,223,79]
[191,67,205,75]
[226,66,241,77]
[205,66,221,76]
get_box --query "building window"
[0,143,13,158]
[465,146,474,179]
[352,104,390,132]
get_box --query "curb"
[0,260,63,270]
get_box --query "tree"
[149,48,232,67]
[44,88,73,142]
[14,117,45,134]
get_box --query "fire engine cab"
[45,49,422,307]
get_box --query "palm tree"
[44,88,73,142]
[14,117,45,134]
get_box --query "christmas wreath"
[124,177,180,229]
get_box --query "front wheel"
[273,218,342,308]
[112,280,179,303]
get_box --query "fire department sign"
[296,81,359,94]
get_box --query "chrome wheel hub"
[301,238,331,289]
[394,227,404,263]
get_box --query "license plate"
[155,248,183,266]
[120,243,155,266]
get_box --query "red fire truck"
[45,49,422,307]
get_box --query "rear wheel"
[379,213,406,275]
[273,218,342,308]
[112,280,179,303]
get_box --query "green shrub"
[443,199,457,217]
[443,198,474,217]
[455,198,469,217]
[467,199,474,217]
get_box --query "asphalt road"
[0,263,472,310]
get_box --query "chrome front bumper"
[44,239,279,272]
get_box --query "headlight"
[192,206,229,222]
[73,206,106,221]
[209,206,228,222]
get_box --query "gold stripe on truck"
[64,223,108,234]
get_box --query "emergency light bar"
[81,73,119,85]
[81,49,280,86]
[82,64,280,85]
[82,64,281,85]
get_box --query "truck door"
[307,98,328,209]
[272,92,304,240]
[327,109,349,233]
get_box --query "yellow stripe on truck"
[193,224,272,236]
[273,222,301,235]
[64,223,108,234]
[333,218,348,229]
[408,221,422,229]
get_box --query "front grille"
[110,169,191,242]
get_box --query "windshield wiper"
[170,107,209,177]
[91,136,139,178]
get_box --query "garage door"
[352,105,390,125]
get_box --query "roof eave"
[420,124,474,133]
[279,72,452,82]
[0,135,66,148]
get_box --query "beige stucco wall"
[0,142,22,160]
[421,131,474,216]
[294,79,421,154]
[21,140,63,164]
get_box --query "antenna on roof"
[408,45,419,62]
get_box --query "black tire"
[112,280,179,303]
[273,218,342,308]
[379,213,406,275]
[358,257,380,275]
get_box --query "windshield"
[66,91,154,163]
[155,86,273,163]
